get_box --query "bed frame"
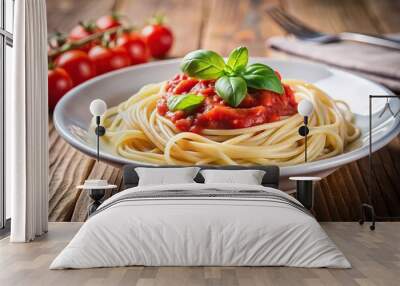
[122,165,280,190]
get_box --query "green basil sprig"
[242,63,283,94]
[180,50,225,80]
[180,46,283,107]
[226,46,248,72]
[167,93,205,112]
[215,76,247,107]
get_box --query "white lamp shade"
[298,100,314,117]
[90,99,107,116]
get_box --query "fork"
[267,7,400,51]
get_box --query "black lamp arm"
[298,116,310,163]
[94,115,106,162]
[95,116,106,136]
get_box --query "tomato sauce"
[156,74,298,133]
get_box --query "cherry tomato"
[68,22,97,52]
[142,21,173,58]
[88,45,131,75]
[96,14,122,32]
[116,32,149,65]
[174,79,198,94]
[175,118,192,132]
[55,50,96,86]
[48,67,73,111]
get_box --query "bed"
[50,165,350,269]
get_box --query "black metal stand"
[87,188,106,216]
[95,115,106,162]
[359,203,375,230]
[85,116,107,217]
[298,116,310,163]
[296,116,315,211]
[358,95,400,230]
[296,180,314,210]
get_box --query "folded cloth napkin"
[267,36,400,92]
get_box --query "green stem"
[48,26,120,60]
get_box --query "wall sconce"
[89,99,107,162]
[297,99,314,163]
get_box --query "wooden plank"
[71,162,123,221]
[319,178,341,221]
[114,0,205,58]
[284,0,382,34]
[387,135,400,180]
[339,164,365,220]
[202,0,282,57]
[47,0,117,34]
[48,119,95,221]
[365,0,400,33]
[372,148,400,216]
[357,156,390,217]
[329,171,352,220]
[313,182,332,221]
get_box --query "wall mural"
[47,1,400,222]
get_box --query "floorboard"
[1,222,399,286]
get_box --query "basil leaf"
[242,63,284,94]
[180,49,226,80]
[167,93,205,112]
[215,76,247,107]
[226,46,248,72]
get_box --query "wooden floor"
[47,0,400,222]
[0,222,399,286]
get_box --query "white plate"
[53,58,400,188]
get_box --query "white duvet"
[50,183,350,269]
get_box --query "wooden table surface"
[47,0,400,222]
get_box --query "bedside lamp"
[78,99,116,217]
[297,100,314,163]
[90,99,107,162]
[290,99,319,212]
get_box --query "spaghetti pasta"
[94,79,360,166]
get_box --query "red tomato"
[142,23,173,58]
[68,22,96,52]
[48,67,73,111]
[116,32,149,65]
[199,105,269,129]
[175,118,192,132]
[173,79,198,94]
[156,99,168,115]
[88,45,131,75]
[55,50,96,86]
[96,14,122,31]
[69,24,93,41]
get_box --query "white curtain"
[7,0,49,242]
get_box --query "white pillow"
[200,169,266,185]
[135,167,200,186]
